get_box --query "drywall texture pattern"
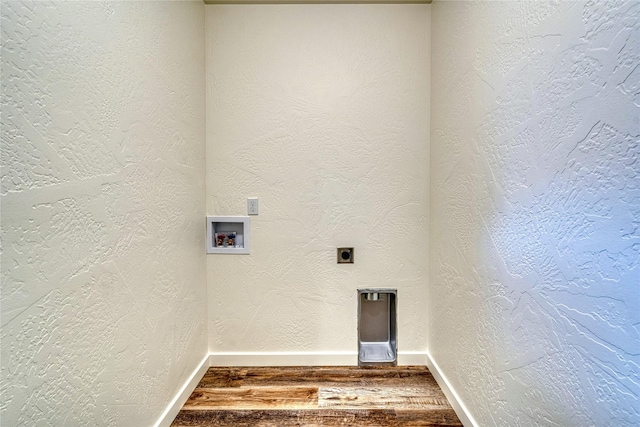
[431,1,639,425]
[206,5,430,356]
[1,1,206,425]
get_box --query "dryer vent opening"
[358,289,397,366]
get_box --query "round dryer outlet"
[337,247,354,264]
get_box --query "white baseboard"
[209,351,429,366]
[209,351,357,366]
[155,354,209,427]
[425,351,478,427]
[397,351,429,366]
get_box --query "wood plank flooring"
[171,366,462,426]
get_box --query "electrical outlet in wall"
[247,197,259,215]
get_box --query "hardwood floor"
[171,366,462,426]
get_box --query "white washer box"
[206,216,250,254]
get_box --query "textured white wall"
[206,5,430,358]
[431,1,639,425]
[1,1,206,425]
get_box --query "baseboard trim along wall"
[209,351,357,366]
[425,352,478,427]
[155,354,210,427]
[209,351,429,366]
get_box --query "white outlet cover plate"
[248,197,259,215]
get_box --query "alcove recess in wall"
[207,216,250,254]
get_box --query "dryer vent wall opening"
[358,289,397,366]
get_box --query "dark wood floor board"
[395,408,464,426]
[239,366,430,381]
[173,408,421,426]
[172,409,463,427]
[173,366,463,426]
[196,368,244,388]
[201,366,441,388]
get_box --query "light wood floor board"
[172,366,462,426]
[318,387,452,409]
[183,386,319,410]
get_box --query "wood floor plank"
[319,386,452,409]
[395,408,464,426]
[182,386,318,410]
[172,409,462,427]
[172,408,400,426]
[218,366,441,388]
[196,368,244,388]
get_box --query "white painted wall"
[430,1,639,425]
[206,5,430,360]
[1,1,206,425]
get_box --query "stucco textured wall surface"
[206,5,430,356]
[1,1,206,425]
[431,1,639,425]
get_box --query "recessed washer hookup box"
[206,216,250,254]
